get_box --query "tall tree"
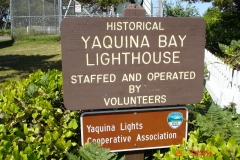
[0,0,9,8]
[203,7,240,54]
[181,0,211,3]
[213,0,240,13]
[0,0,9,30]
[182,0,240,55]
[164,0,200,17]
[182,0,240,13]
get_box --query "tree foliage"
[184,0,240,56]
[164,0,200,17]
[182,0,212,3]
[0,0,10,30]
[0,0,9,8]
[219,40,240,70]
[182,0,240,13]
[213,0,240,13]
[203,7,240,54]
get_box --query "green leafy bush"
[219,40,240,70]
[0,70,80,160]
[153,131,240,160]
[187,89,212,132]
[66,142,125,160]
[189,103,240,144]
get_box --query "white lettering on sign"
[85,51,180,66]
[87,135,132,145]
[122,73,142,82]
[158,35,186,47]
[71,74,116,84]
[147,71,196,81]
[120,122,143,132]
[81,35,150,49]
[136,132,177,141]
[86,124,115,134]
[103,95,166,106]
[129,85,141,93]
[106,21,164,31]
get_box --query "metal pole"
[64,0,72,18]
[73,0,75,16]
[43,0,46,33]
[10,0,13,39]
[28,0,31,33]
[58,0,62,34]
[159,0,163,17]
[54,0,57,34]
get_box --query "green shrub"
[189,103,240,144]
[219,40,240,70]
[66,143,125,160]
[187,89,212,133]
[153,131,240,159]
[0,70,80,160]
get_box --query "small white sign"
[75,5,81,13]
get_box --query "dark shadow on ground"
[0,39,14,49]
[0,54,62,83]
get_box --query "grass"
[0,37,61,84]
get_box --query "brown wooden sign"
[81,107,188,151]
[61,17,205,110]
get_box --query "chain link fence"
[11,0,157,37]
[11,0,124,37]
[12,0,62,36]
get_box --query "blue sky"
[182,1,212,15]
[152,0,213,16]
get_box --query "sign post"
[122,4,149,159]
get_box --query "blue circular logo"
[167,112,183,129]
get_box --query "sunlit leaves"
[0,70,80,159]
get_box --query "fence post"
[43,0,46,33]
[235,71,240,113]
[28,0,31,33]
[10,0,13,39]
[58,0,62,33]
[122,3,145,160]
